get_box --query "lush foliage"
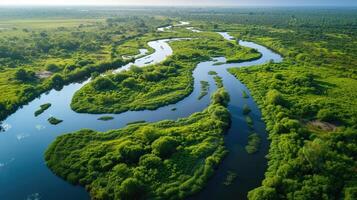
[0,16,167,121]
[230,55,356,200]
[71,31,257,114]
[45,88,231,199]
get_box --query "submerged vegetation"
[45,88,231,199]
[242,90,249,99]
[243,104,251,115]
[223,171,238,186]
[245,133,261,154]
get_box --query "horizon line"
[0,4,356,7]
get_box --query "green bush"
[317,109,336,122]
[119,178,147,200]
[51,74,64,89]
[92,77,115,90]
[266,89,284,106]
[46,63,61,72]
[45,89,231,200]
[248,186,278,200]
[243,104,251,115]
[151,136,178,158]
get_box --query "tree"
[266,89,285,106]
[151,136,178,158]
[118,142,145,164]
[139,154,162,168]
[248,186,278,200]
[317,109,335,122]
[212,88,230,106]
[122,77,137,88]
[92,77,115,90]
[129,65,143,74]
[51,74,64,90]
[46,63,61,72]
[14,69,34,82]
[119,178,146,200]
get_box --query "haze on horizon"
[0,0,356,7]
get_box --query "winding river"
[0,31,282,200]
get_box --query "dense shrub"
[266,89,284,106]
[151,136,178,158]
[46,63,61,72]
[45,89,231,199]
[317,109,335,122]
[92,77,115,90]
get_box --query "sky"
[0,0,356,6]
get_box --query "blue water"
[0,32,282,200]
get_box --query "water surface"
[0,31,281,200]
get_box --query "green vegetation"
[226,9,357,198]
[245,115,254,129]
[208,71,217,75]
[231,62,357,199]
[34,103,51,116]
[71,31,258,114]
[98,116,114,121]
[213,62,226,66]
[1,7,356,200]
[242,104,251,115]
[45,88,230,199]
[223,171,238,186]
[198,81,209,100]
[226,47,261,63]
[48,117,63,125]
[213,75,223,88]
[0,15,169,121]
[245,133,261,154]
[242,90,249,98]
[126,120,147,126]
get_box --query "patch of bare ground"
[36,71,53,79]
[307,120,338,132]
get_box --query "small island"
[48,117,63,125]
[97,116,114,121]
[34,103,51,116]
